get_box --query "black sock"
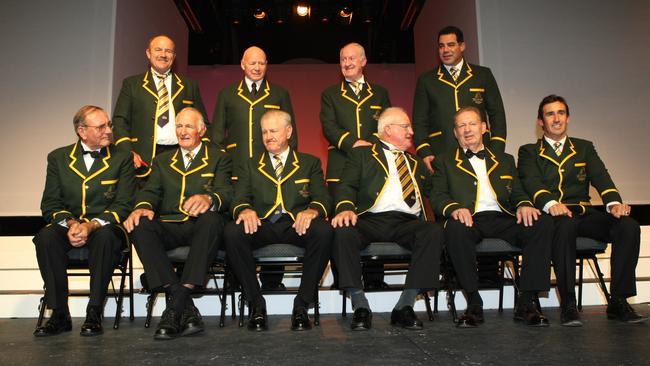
[468,291,483,306]
[169,284,189,313]
[293,295,309,309]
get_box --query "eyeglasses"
[389,123,412,129]
[82,121,113,132]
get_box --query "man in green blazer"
[224,110,332,332]
[113,35,208,178]
[331,107,442,331]
[518,94,646,325]
[34,105,136,337]
[209,45,297,290]
[432,106,552,328]
[413,26,506,173]
[124,107,233,340]
[320,42,391,194]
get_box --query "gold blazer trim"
[101,179,118,185]
[264,104,280,109]
[294,179,310,184]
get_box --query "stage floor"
[2,305,648,365]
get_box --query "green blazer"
[40,142,136,224]
[320,81,391,182]
[231,149,331,221]
[112,71,208,178]
[134,143,232,222]
[335,143,431,220]
[412,63,506,157]
[431,147,532,219]
[517,137,621,215]
[208,79,297,178]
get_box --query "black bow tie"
[465,149,485,160]
[83,148,106,159]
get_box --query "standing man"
[518,95,647,325]
[320,42,391,195]
[431,106,552,328]
[113,35,208,179]
[224,110,332,332]
[124,107,232,340]
[331,107,442,331]
[210,46,297,290]
[413,26,506,173]
[34,105,136,337]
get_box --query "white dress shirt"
[465,147,501,213]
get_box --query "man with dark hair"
[113,35,208,179]
[224,110,332,332]
[34,105,136,337]
[432,106,552,327]
[413,25,506,173]
[518,94,647,325]
[331,107,442,331]
[124,107,232,339]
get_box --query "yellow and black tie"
[394,151,416,207]
[553,141,562,156]
[156,73,170,127]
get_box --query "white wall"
[477,0,650,203]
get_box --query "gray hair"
[73,105,105,131]
[377,107,409,136]
[261,109,292,128]
[176,107,205,129]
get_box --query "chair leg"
[447,288,458,323]
[144,292,157,328]
[219,268,228,328]
[590,256,611,304]
[114,269,127,329]
[433,289,439,313]
[341,289,347,318]
[36,295,46,328]
[314,289,320,326]
[128,251,135,321]
[423,291,434,321]
[498,260,504,312]
[238,294,245,327]
[578,257,585,311]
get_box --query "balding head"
[241,46,268,82]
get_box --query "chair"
[575,237,610,310]
[142,247,234,328]
[339,242,435,321]
[234,243,320,327]
[439,238,522,323]
[36,245,134,329]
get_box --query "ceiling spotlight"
[339,6,353,24]
[296,4,311,17]
[253,8,267,20]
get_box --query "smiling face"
[438,33,465,66]
[175,108,206,151]
[241,46,267,82]
[538,101,570,141]
[146,35,176,74]
[339,43,367,81]
[453,109,486,152]
[77,109,112,150]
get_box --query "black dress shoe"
[154,308,182,340]
[391,306,423,330]
[261,282,287,291]
[181,304,205,336]
[514,301,549,327]
[560,303,583,327]
[607,298,648,323]
[248,306,268,331]
[290,306,312,331]
[457,304,484,328]
[34,312,72,337]
[351,308,372,331]
[80,307,104,336]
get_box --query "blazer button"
[473,181,477,186]
[375,192,379,196]
[85,185,89,189]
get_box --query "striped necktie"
[450,67,459,82]
[155,73,170,127]
[273,154,283,179]
[185,151,194,170]
[393,151,416,207]
[349,81,361,98]
[553,141,562,156]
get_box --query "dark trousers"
[33,224,124,310]
[552,210,640,300]
[332,211,442,290]
[131,212,224,289]
[223,216,333,305]
[444,212,552,293]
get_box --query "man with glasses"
[34,105,136,337]
[113,35,208,179]
[331,107,442,331]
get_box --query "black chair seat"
[253,244,305,262]
[360,242,412,260]
[476,238,522,254]
[576,237,607,251]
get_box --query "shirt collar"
[345,75,365,84]
[151,67,171,79]
[443,59,464,74]
[80,141,99,152]
[543,135,567,147]
[180,143,203,158]
[244,77,263,92]
[268,146,290,162]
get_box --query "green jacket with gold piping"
[40,142,136,225]
[320,80,391,183]
[112,71,208,178]
[517,137,621,215]
[431,147,532,219]
[412,62,506,158]
[134,143,232,222]
[334,143,431,220]
[231,149,331,221]
[208,79,297,178]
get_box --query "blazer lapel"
[141,71,159,99]
[371,144,389,177]
[68,142,88,179]
[279,150,300,184]
[455,62,474,88]
[169,73,185,103]
[484,148,499,176]
[454,148,478,179]
[257,152,278,183]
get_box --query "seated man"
[431,106,552,327]
[331,107,442,331]
[518,94,647,325]
[124,107,232,340]
[34,105,135,337]
[224,110,332,332]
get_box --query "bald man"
[209,46,297,290]
[113,34,208,179]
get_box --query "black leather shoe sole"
[154,329,181,340]
[80,326,104,337]
[247,322,268,332]
[181,322,205,336]
[33,322,72,337]
[561,318,583,327]
[456,315,479,328]
[607,313,649,324]
[291,321,312,331]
